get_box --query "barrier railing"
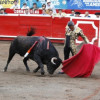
[5,9,100,14]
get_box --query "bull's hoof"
[26,69,30,72]
[33,69,38,73]
[26,70,30,72]
[41,71,45,75]
[4,67,7,72]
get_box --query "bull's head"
[47,57,62,74]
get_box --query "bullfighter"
[59,21,89,74]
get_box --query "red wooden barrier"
[0,15,19,36]
[0,15,100,46]
[19,16,52,37]
[72,18,100,46]
[52,17,70,38]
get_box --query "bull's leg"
[4,51,15,72]
[33,66,40,73]
[23,57,30,72]
[34,55,45,75]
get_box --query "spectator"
[48,9,53,16]
[46,0,56,14]
[0,5,3,9]
[42,4,46,10]
[30,3,38,11]
[84,11,90,18]
[95,12,100,18]
[75,12,81,17]
[34,0,41,8]
[42,9,48,15]
[24,9,30,15]
[21,3,29,9]
[55,9,67,17]
[0,8,7,14]
[70,9,75,16]
[10,0,20,9]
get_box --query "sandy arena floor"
[0,41,100,100]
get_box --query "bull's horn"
[51,57,57,65]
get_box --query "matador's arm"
[79,30,89,43]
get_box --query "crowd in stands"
[0,0,100,18]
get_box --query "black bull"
[4,36,62,75]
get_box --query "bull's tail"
[27,27,36,36]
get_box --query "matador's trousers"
[64,35,77,60]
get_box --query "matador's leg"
[70,45,77,56]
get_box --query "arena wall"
[0,14,100,47]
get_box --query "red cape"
[62,44,100,78]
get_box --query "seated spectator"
[75,12,81,17]
[30,3,38,11]
[33,0,41,8]
[84,11,91,17]
[0,8,7,14]
[42,4,46,10]
[42,9,48,15]
[55,9,67,17]
[48,9,53,16]
[21,3,29,9]
[10,0,20,9]
[24,9,30,15]
[70,9,75,16]
[95,12,100,18]
[46,0,56,14]
[0,5,3,9]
